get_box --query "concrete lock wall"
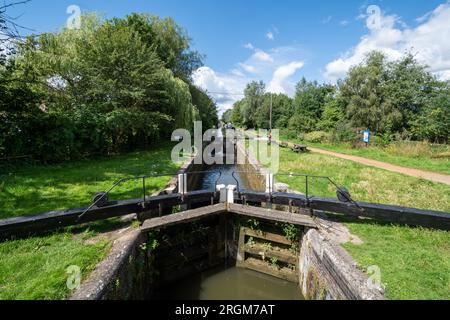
[298,229,385,300]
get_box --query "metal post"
[227,185,236,204]
[305,175,309,201]
[178,174,187,195]
[270,94,273,133]
[265,173,274,194]
[143,177,146,202]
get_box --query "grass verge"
[280,134,450,175]
[0,142,183,300]
[251,143,450,300]
[0,225,111,300]
[0,143,181,219]
[339,215,449,300]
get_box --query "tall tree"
[339,51,396,133]
[242,81,265,128]
[114,13,203,80]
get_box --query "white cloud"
[252,50,274,63]
[324,3,450,82]
[193,44,306,115]
[243,42,254,50]
[340,20,349,27]
[239,63,258,74]
[266,31,274,40]
[268,61,305,94]
[192,66,247,114]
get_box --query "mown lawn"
[0,226,111,300]
[0,143,181,219]
[253,145,450,300]
[0,143,184,300]
[340,217,450,300]
[275,147,450,212]
[280,134,450,175]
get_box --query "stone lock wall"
[298,229,385,300]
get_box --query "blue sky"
[8,0,450,113]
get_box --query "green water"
[156,266,304,300]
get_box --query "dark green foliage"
[0,13,218,162]
[228,51,449,144]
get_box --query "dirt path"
[308,147,450,186]
[242,130,450,186]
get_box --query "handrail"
[230,171,362,211]
[275,173,363,210]
[77,170,223,221]
[77,173,177,221]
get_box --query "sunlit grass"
[0,228,111,300]
[0,143,182,219]
[340,217,450,300]
[0,143,183,300]
[251,143,450,300]
[280,134,450,175]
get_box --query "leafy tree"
[242,81,265,128]
[222,109,233,124]
[115,13,203,80]
[411,88,450,143]
[318,98,345,131]
[339,52,393,134]
[0,12,217,162]
[383,53,439,133]
[190,84,218,129]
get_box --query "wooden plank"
[141,204,226,232]
[229,204,317,228]
[244,244,298,265]
[243,228,293,246]
[242,258,298,283]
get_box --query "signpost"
[363,129,371,147]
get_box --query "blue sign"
[363,130,371,144]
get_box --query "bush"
[371,133,393,147]
[385,141,433,158]
[304,131,331,143]
[331,123,358,143]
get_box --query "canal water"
[200,165,250,192]
[165,130,303,301]
[156,266,303,300]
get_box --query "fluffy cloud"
[266,31,274,40]
[324,3,450,82]
[193,45,306,115]
[192,66,248,114]
[252,50,274,63]
[268,61,305,94]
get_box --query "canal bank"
[71,133,385,300]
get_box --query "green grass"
[280,134,450,175]
[339,216,450,300]
[275,147,450,212]
[0,225,111,300]
[251,144,450,299]
[0,143,182,219]
[0,143,184,300]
